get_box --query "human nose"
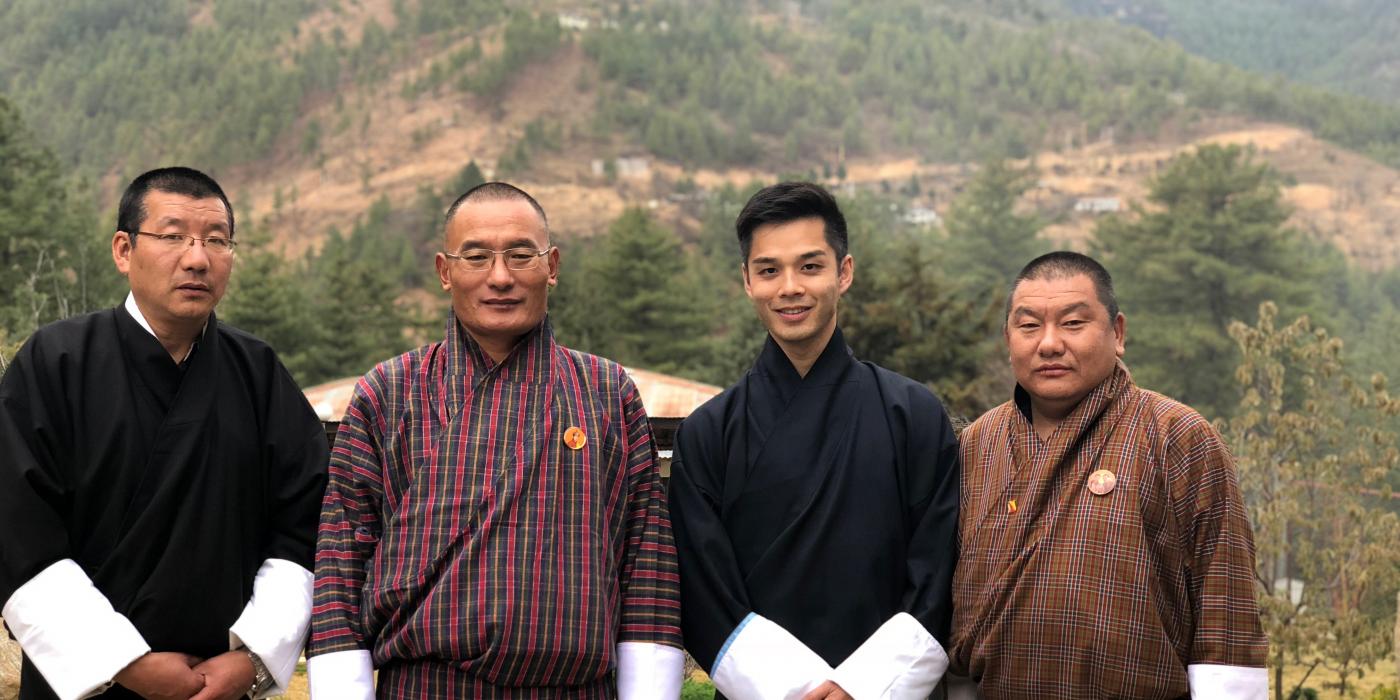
[485,253,515,288]
[179,237,211,270]
[1036,325,1065,356]
[778,269,804,297]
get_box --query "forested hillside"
[3,4,1400,691]
[1061,0,1400,103]
[3,0,1400,404]
[6,0,1400,182]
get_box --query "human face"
[743,217,853,360]
[1005,274,1125,421]
[112,191,234,331]
[435,198,558,359]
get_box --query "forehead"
[1010,274,1104,313]
[747,217,830,261]
[446,198,547,248]
[142,191,230,230]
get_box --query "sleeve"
[613,373,684,698]
[830,392,960,699]
[1166,414,1268,699]
[306,376,385,699]
[227,559,314,697]
[228,359,331,696]
[257,359,331,568]
[0,336,151,700]
[667,407,829,699]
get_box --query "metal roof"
[303,366,722,422]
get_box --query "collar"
[1013,360,1133,428]
[755,326,855,396]
[444,313,556,385]
[124,292,207,365]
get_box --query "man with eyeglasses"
[0,167,328,700]
[308,181,684,698]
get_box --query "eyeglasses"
[131,231,237,255]
[442,247,553,272]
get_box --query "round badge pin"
[563,426,587,450]
[1087,469,1117,496]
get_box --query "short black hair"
[117,167,233,247]
[444,181,549,237]
[1006,251,1120,324]
[735,181,848,261]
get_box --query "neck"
[134,299,204,364]
[773,323,836,378]
[1030,404,1070,441]
[467,329,527,364]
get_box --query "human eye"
[156,233,187,244]
[205,236,233,251]
[801,262,824,272]
[507,249,538,263]
[461,250,492,264]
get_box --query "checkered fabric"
[951,364,1266,699]
[309,317,681,695]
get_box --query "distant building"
[903,205,941,227]
[557,12,590,31]
[590,157,650,180]
[1074,197,1122,214]
[616,156,651,179]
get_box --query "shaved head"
[1006,251,1119,326]
[443,181,548,243]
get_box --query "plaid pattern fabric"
[951,363,1266,699]
[310,317,681,695]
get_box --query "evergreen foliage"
[940,160,1050,301]
[0,93,120,356]
[1093,144,1315,417]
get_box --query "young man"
[669,182,960,699]
[0,167,328,700]
[308,182,683,698]
[950,251,1267,698]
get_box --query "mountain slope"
[1060,0,1400,102]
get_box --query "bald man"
[307,182,684,698]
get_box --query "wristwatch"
[242,647,274,699]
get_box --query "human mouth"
[481,298,522,308]
[774,305,812,322]
[1035,364,1072,377]
[176,282,211,295]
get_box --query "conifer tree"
[1094,144,1316,417]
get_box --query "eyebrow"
[460,238,542,250]
[749,250,830,265]
[154,215,229,233]
[1011,301,1094,319]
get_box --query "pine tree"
[940,158,1047,301]
[1094,145,1316,417]
[219,229,316,384]
[0,94,116,348]
[561,208,712,378]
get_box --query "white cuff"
[1189,664,1268,700]
[228,558,314,696]
[829,612,947,699]
[617,641,685,699]
[1,559,150,700]
[711,613,833,700]
[307,649,375,700]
